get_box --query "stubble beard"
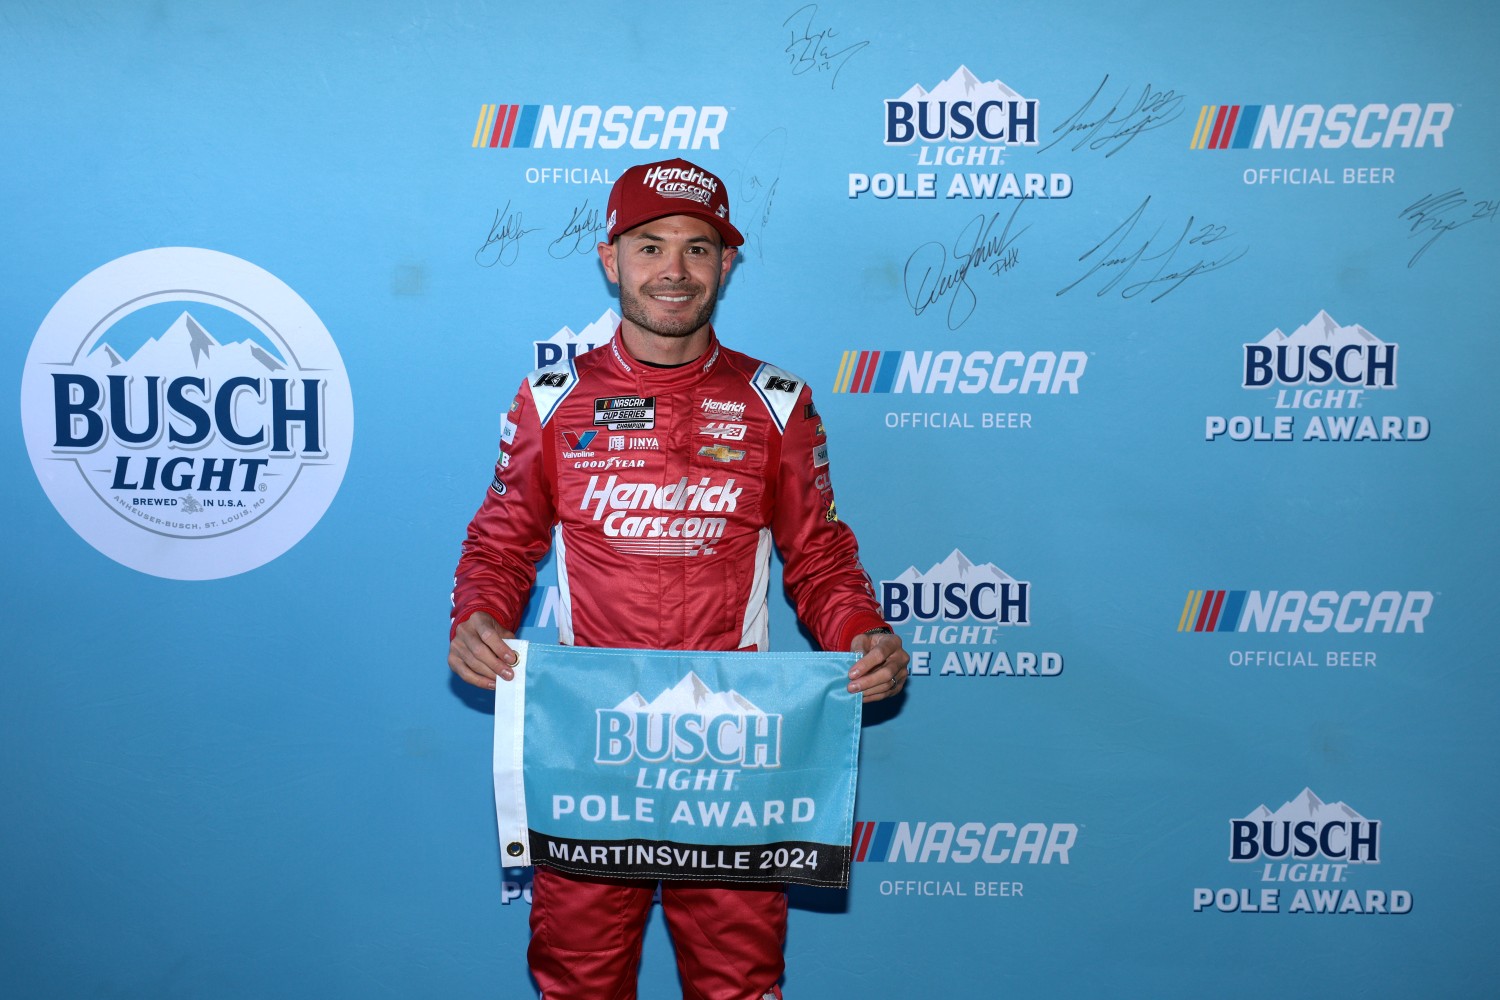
[618,283,718,340]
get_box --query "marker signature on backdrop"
[1057,196,1246,303]
[549,200,608,260]
[1397,189,1497,267]
[903,201,1029,331]
[729,129,788,263]
[476,202,541,268]
[1037,74,1185,158]
[782,4,869,90]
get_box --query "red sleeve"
[450,380,556,638]
[770,385,890,651]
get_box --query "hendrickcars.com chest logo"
[850,66,1071,201]
[20,248,353,580]
[1193,789,1410,916]
[1205,310,1427,445]
[881,550,1062,679]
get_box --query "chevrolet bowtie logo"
[698,444,746,463]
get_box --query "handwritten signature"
[475,202,540,268]
[1397,189,1498,267]
[731,129,787,261]
[904,202,1029,330]
[548,199,607,259]
[1057,196,1246,303]
[783,4,869,89]
[1037,74,1184,158]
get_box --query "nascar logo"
[1178,590,1432,634]
[852,821,1076,864]
[471,104,728,150]
[1190,102,1452,150]
[834,350,1085,395]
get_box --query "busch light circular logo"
[20,248,353,579]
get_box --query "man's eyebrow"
[631,230,716,244]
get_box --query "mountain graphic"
[1257,310,1382,349]
[90,310,286,373]
[887,549,1018,587]
[539,308,620,354]
[612,671,763,716]
[1241,788,1367,823]
[896,65,1025,105]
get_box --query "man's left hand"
[848,630,910,703]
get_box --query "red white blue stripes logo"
[472,104,542,149]
[851,821,897,861]
[833,351,902,393]
[1190,105,1263,150]
[1178,590,1248,631]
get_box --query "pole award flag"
[493,641,862,887]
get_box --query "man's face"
[599,215,736,342]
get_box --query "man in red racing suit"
[449,158,909,1000]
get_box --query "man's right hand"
[449,611,518,689]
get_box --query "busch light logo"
[1193,788,1410,916]
[21,248,353,579]
[882,550,1030,626]
[1207,310,1427,444]
[595,673,782,768]
[533,308,617,368]
[1230,789,1379,864]
[852,65,1070,201]
[885,65,1038,147]
[882,551,1056,679]
[1243,311,1397,390]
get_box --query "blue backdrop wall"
[4,1,1498,996]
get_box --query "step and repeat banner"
[3,1,1497,997]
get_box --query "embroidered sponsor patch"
[594,395,656,430]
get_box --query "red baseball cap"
[605,158,744,247]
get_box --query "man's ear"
[597,240,618,284]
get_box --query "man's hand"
[848,630,909,703]
[449,611,518,689]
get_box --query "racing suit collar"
[607,326,723,387]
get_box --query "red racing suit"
[451,329,888,999]
[452,329,888,653]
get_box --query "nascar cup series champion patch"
[493,642,862,887]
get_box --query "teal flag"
[493,641,862,887]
